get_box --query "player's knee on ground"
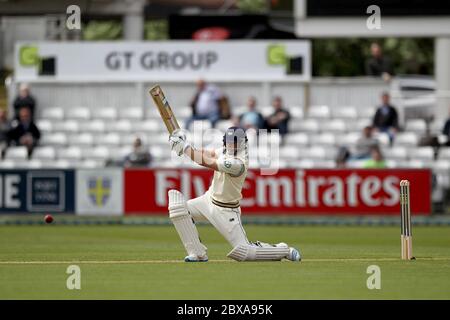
[168,190,207,257]
[227,243,289,262]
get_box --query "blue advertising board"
[0,170,75,213]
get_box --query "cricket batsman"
[167,126,301,262]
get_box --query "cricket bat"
[149,85,180,134]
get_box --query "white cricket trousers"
[186,192,250,248]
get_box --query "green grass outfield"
[0,224,449,299]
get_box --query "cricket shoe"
[286,247,301,262]
[184,254,209,262]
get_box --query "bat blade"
[149,85,180,134]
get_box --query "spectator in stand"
[13,83,36,120]
[0,109,11,157]
[265,96,290,137]
[363,146,386,169]
[238,96,265,131]
[365,42,394,81]
[335,146,350,168]
[443,109,450,146]
[186,79,223,130]
[7,107,40,156]
[354,126,379,159]
[124,137,152,168]
[373,92,399,144]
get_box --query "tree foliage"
[312,38,434,76]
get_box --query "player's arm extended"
[184,147,218,170]
[185,147,245,177]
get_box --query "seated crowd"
[1,84,41,158]
[1,81,450,171]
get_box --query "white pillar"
[435,37,450,121]
[122,0,145,40]
[123,13,144,40]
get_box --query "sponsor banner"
[124,169,431,215]
[76,169,123,216]
[15,41,311,81]
[0,170,75,213]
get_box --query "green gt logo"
[224,160,232,169]
[267,44,286,66]
[19,45,39,67]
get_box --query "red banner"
[124,169,431,215]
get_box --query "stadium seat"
[53,120,79,133]
[97,133,121,146]
[145,104,161,118]
[292,119,320,133]
[357,107,376,119]
[405,119,427,134]
[429,119,445,135]
[4,146,28,160]
[339,132,360,146]
[66,107,91,120]
[298,146,327,160]
[133,119,162,133]
[407,159,432,168]
[332,106,358,119]
[32,146,56,161]
[279,146,301,160]
[433,159,450,171]
[36,120,53,133]
[308,105,330,119]
[68,133,94,147]
[289,106,304,119]
[150,145,171,160]
[437,147,450,160]
[385,160,398,168]
[92,107,117,120]
[293,159,335,168]
[284,133,309,146]
[109,146,132,161]
[58,146,83,160]
[41,107,64,120]
[437,134,448,145]
[79,120,106,133]
[80,159,106,168]
[323,119,347,133]
[50,159,78,169]
[310,133,336,146]
[119,107,144,120]
[81,146,110,161]
[383,146,408,160]
[408,147,434,161]
[0,160,15,168]
[40,132,68,147]
[394,132,419,147]
[293,159,315,168]
[110,120,133,133]
[26,159,44,169]
[175,106,192,118]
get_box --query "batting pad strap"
[227,244,289,262]
[168,190,207,257]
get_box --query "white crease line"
[0,257,449,265]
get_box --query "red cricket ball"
[44,214,53,224]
